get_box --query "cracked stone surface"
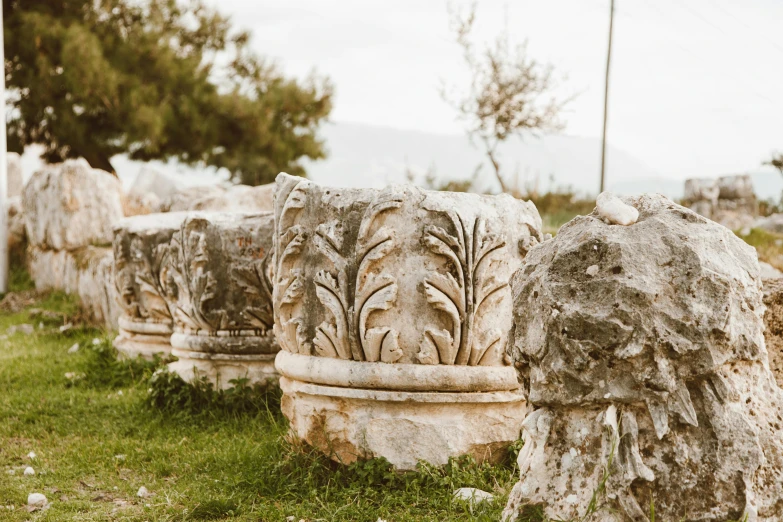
[23,160,124,250]
[503,194,783,522]
[272,172,542,469]
[161,212,278,388]
[763,279,783,388]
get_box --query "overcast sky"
[204,0,783,182]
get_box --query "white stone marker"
[272,173,543,470]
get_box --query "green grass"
[736,227,783,271]
[0,270,521,521]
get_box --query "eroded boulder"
[23,161,124,250]
[503,194,783,522]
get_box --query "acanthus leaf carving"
[273,179,309,354]
[233,255,274,333]
[313,270,351,359]
[312,191,403,362]
[420,212,509,366]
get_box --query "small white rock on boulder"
[595,191,638,225]
[23,160,124,250]
[503,194,783,522]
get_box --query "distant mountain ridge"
[18,121,783,203]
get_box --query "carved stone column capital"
[112,212,188,359]
[162,212,278,389]
[272,173,543,469]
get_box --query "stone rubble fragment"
[453,487,494,506]
[755,213,783,235]
[26,493,47,508]
[136,486,149,498]
[23,467,34,476]
[67,343,80,354]
[503,194,783,522]
[684,174,757,230]
[7,324,34,335]
[273,172,542,469]
[760,261,783,280]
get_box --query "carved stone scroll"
[272,173,543,469]
[161,212,279,389]
[112,212,188,359]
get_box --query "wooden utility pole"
[599,0,615,194]
[0,0,8,294]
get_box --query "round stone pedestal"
[276,351,526,470]
[168,331,278,390]
[114,316,172,360]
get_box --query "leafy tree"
[441,2,570,197]
[4,0,332,185]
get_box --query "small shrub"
[77,338,162,388]
[146,368,281,417]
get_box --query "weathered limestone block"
[7,152,23,198]
[23,160,124,250]
[6,196,26,261]
[503,194,783,522]
[161,212,278,389]
[129,167,183,201]
[763,279,783,388]
[684,174,757,231]
[272,172,542,469]
[718,174,755,200]
[683,177,718,203]
[159,186,226,212]
[189,184,275,212]
[27,245,121,329]
[112,213,189,360]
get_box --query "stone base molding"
[167,330,279,389]
[113,316,173,360]
[276,351,526,470]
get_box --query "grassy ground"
[0,269,522,522]
[736,228,783,271]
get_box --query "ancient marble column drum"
[113,212,189,359]
[162,212,279,389]
[272,172,543,470]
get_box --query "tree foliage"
[441,2,570,197]
[4,0,333,185]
